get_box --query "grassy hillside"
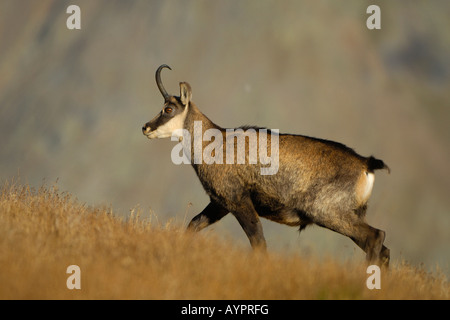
[0,181,447,299]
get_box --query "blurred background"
[1,0,449,273]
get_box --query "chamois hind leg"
[187,201,229,232]
[350,206,390,268]
[350,224,389,267]
[314,210,388,267]
[379,245,390,268]
[231,198,267,251]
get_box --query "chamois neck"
[184,102,221,133]
[182,102,222,168]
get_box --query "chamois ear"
[180,82,192,106]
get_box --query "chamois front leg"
[231,198,267,251]
[187,201,229,232]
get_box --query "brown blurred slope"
[0,0,449,272]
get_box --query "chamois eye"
[164,107,173,114]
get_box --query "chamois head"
[142,64,192,139]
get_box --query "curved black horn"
[155,64,171,100]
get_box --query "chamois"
[142,65,390,267]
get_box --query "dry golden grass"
[0,181,448,300]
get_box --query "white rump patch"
[361,172,375,203]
